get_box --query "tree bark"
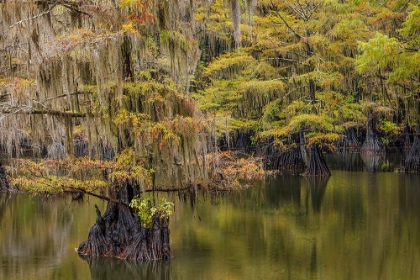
[303,145,331,177]
[401,121,420,173]
[77,182,173,261]
[361,112,385,154]
[0,163,11,192]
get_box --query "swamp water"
[1,154,420,280]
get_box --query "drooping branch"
[64,187,131,207]
[64,185,192,205]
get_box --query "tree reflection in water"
[79,255,170,280]
[361,153,385,172]
[306,177,329,214]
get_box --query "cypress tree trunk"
[401,122,420,173]
[299,130,309,166]
[361,113,385,154]
[303,145,331,177]
[77,183,173,261]
[270,147,305,174]
[343,127,359,152]
[0,162,11,192]
[404,122,412,151]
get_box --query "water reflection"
[0,193,104,280]
[327,153,403,172]
[306,177,328,213]
[262,176,328,214]
[1,171,420,279]
[327,153,364,171]
[360,153,385,172]
[79,256,170,280]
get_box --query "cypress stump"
[303,145,331,177]
[77,183,173,261]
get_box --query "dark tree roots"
[0,163,13,192]
[401,132,420,173]
[303,145,331,177]
[77,184,173,261]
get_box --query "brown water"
[1,156,420,279]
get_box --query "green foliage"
[3,0,420,191]
[379,119,400,135]
[263,100,281,124]
[204,51,257,79]
[356,32,401,74]
[261,113,336,139]
[399,4,420,48]
[129,195,174,227]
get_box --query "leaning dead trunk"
[303,145,331,177]
[77,182,173,261]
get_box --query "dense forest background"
[1,0,420,193]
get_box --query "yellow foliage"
[122,21,138,34]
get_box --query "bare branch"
[10,0,91,28]
[10,2,58,28]
[274,9,302,39]
[41,91,93,103]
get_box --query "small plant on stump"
[126,195,174,261]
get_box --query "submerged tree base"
[302,145,331,177]
[268,147,305,174]
[400,135,420,173]
[0,163,17,193]
[361,116,385,155]
[0,163,9,192]
[77,183,173,261]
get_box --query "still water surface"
[1,154,420,280]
